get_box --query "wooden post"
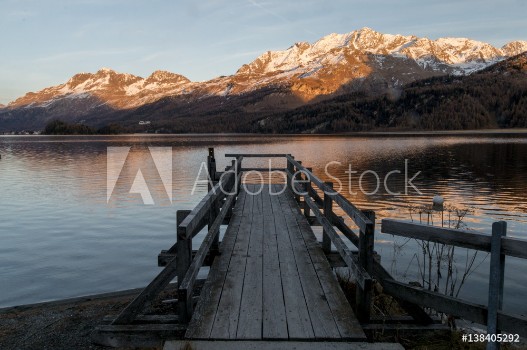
[356,210,375,323]
[234,159,242,195]
[207,148,219,256]
[176,210,192,290]
[487,221,506,350]
[207,147,216,183]
[286,155,294,193]
[225,163,235,218]
[322,182,333,254]
[294,161,302,202]
[304,167,312,218]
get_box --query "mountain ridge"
[1,27,527,132]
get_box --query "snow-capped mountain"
[9,68,191,109]
[1,27,526,131]
[235,27,527,94]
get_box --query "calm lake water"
[0,134,526,316]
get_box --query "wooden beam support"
[356,210,375,323]
[303,194,371,289]
[382,219,527,259]
[322,181,333,254]
[286,155,372,231]
[239,168,286,172]
[157,249,215,267]
[380,278,527,338]
[487,221,506,350]
[225,153,288,158]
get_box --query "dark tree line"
[44,119,123,135]
[246,53,527,133]
[40,53,527,134]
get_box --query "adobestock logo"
[106,147,172,205]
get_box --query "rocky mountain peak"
[501,41,527,56]
[3,28,526,122]
[146,70,190,84]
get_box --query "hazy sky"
[1,0,526,104]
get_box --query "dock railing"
[381,219,527,348]
[224,153,434,324]
[283,154,376,322]
[112,151,242,325]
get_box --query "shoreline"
[2,128,527,138]
[0,286,161,315]
[0,285,180,350]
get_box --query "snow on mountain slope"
[9,69,193,109]
[238,27,514,79]
[5,27,527,113]
[502,41,527,56]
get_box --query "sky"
[0,0,526,104]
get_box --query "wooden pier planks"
[186,184,365,341]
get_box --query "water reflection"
[0,134,526,313]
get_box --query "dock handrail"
[381,219,527,343]
[112,154,242,326]
[176,156,243,241]
[284,155,375,322]
[285,155,373,232]
[224,153,376,322]
[382,220,527,259]
[177,171,242,322]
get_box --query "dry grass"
[336,271,527,349]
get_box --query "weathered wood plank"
[357,210,375,323]
[93,323,185,348]
[261,187,288,339]
[487,221,506,348]
[162,212,193,257]
[209,186,254,339]
[382,219,527,259]
[501,236,527,259]
[112,254,181,325]
[331,213,359,247]
[307,186,323,207]
[178,178,240,322]
[240,168,286,172]
[187,183,370,341]
[164,340,405,350]
[372,260,434,325]
[103,314,180,324]
[237,188,264,339]
[282,189,366,340]
[157,249,215,267]
[496,312,527,338]
[185,190,248,339]
[276,189,341,339]
[225,153,288,158]
[382,278,489,325]
[381,278,527,337]
[270,184,315,339]
[322,182,333,254]
[381,219,491,251]
[95,323,185,333]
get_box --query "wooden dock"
[92,149,527,349]
[186,184,364,340]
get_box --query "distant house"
[138,121,151,125]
